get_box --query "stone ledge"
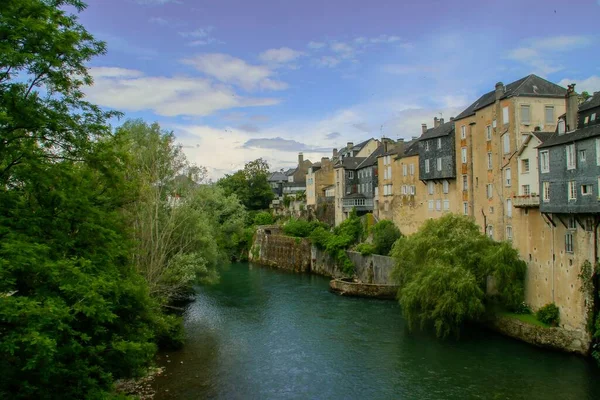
[488,316,591,355]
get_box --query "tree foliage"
[391,214,526,338]
[371,220,401,255]
[217,158,274,210]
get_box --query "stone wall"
[310,247,395,284]
[249,226,311,273]
[489,316,590,355]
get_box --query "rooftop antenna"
[380,124,384,138]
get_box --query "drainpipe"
[551,222,555,303]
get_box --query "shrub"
[309,227,355,274]
[334,209,363,244]
[283,218,328,238]
[253,211,274,226]
[536,303,560,326]
[514,302,532,315]
[356,243,376,256]
[372,220,401,255]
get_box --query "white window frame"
[461,147,467,164]
[543,181,550,202]
[540,151,549,173]
[505,168,511,187]
[522,184,531,196]
[437,138,442,149]
[463,202,468,215]
[506,226,513,241]
[387,166,392,179]
[597,139,600,166]
[403,164,408,176]
[409,163,415,175]
[558,119,566,134]
[443,199,449,211]
[545,105,554,124]
[522,159,530,173]
[503,106,509,126]
[486,125,492,141]
[348,171,354,179]
[487,152,493,170]
[580,150,587,163]
[487,225,494,239]
[425,159,430,173]
[520,104,530,125]
[566,144,576,170]
[425,141,430,151]
[507,198,512,218]
[437,157,442,171]
[568,180,577,201]
[565,232,574,254]
[503,134,510,154]
[436,199,441,211]
[487,183,493,199]
[461,125,466,139]
[582,184,592,196]
[442,180,449,194]
[462,175,468,191]
[428,181,434,195]
[428,200,434,211]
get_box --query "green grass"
[499,312,550,328]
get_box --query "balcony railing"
[342,197,374,211]
[513,194,540,208]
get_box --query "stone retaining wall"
[249,226,311,273]
[489,316,590,355]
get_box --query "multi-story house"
[388,139,422,235]
[418,118,457,216]
[282,152,312,196]
[340,145,384,215]
[333,139,380,224]
[513,130,553,207]
[306,156,334,206]
[452,74,597,330]
[268,170,287,197]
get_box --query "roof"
[284,168,296,176]
[419,120,454,140]
[323,184,335,190]
[344,192,367,199]
[337,138,373,156]
[357,145,384,169]
[517,131,553,156]
[579,92,600,112]
[334,157,366,170]
[456,74,567,120]
[393,139,419,159]
[537,124,600,149]
[268,171,287,182]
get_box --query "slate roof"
[537,124,600,149]
[334,157,366,170]
[579,92,600,112]
[456,74,567,120]
[393,139,419,159]
[337,138,373,156]
[357,145,384,169]
[268,171,287,182]
[531,131,554,143]
[284,168,296,176]
[419,120,454,140]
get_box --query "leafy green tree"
[217,158,274,211]
[391,214,526,338]
[371,220,401,255]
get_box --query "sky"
[79,0,600,179]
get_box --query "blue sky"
[80,0,600,178]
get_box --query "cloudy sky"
[81,0,600,179]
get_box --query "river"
[152,263,600,400]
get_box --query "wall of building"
[390,154,430,235]
[356,139,380,158]
[419,133,456,180]
[334,167,345,225]
[516,136,541,196]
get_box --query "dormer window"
[584,116,589,125]
[558,119,566,135]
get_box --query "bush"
[309,227,355,274]
[372,220,401,255]
[514,302,532,315]
[334,209,363,244]
[253,211,274,225]
[283,218,327,238]
[356,243,376,256]
[536,303,560,326]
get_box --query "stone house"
[282,152,312,196]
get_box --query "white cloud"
[178,27,222,46]
[182,53,288,91]
[259,47,305,65]
[84,67,280,117]
[148,17,169,26]
[308,41,326,49]
[95,32,158,60]
[507,35,593,76]
[559,76,600,94]
[314,56,340,68]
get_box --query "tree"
[217,158,274,210]
[371,220,401,255]
[391,214,526,338]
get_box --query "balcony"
[513,194,540,208]
[342,197,374,212]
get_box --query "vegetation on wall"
[283,218,328,238]
[579,260,600,366]
[535,303,560,327]
[391,214,527,338]
[371,220,402,256]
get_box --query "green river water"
[152,263,600,400]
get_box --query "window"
[568,181,577,201]
[443,180,449,194]
[522,184,530,196]
[463,202,469,215]
[348,171,354,179]
[507,198,512,218]
[568,216,576,230]
[492,119,497,128]
[592,113,597,122]
[461,125,466,139]
[425,141,430,151]
[403,164,407,176]
[461,147,467,163]
[522,159,530,173]
[383,168,388,180]
[487,225,494,239]
[401,185,407,195]
[462,175,468,190]
[566,144,576,170]
[540,151,549,173]
[520,104,530,124]
[487,153,493,170]
[545,106,554,124]
[503,134,510,154]
[558,119,566,134]
[436,200,441,211]
[580,150,586,163]
[425,159,430,173]
[584,116,589,125]
[503,106,509,125]
[428,181,434,195]
[486,125,492,141]
[486,184,493,199]
[437,138,442,149]
[489,206,494,214]
[582,184,592,195]
[428,200,434,211]
[543,182,550,202]
[505,168,511,187]
[410,185,416,195]
[597,139,600,166]
[437,157,442,171]
[443,200,449,211]
[409,164,414,175]
[387,166,392,179]
[506,226,513,241]
[565,233,574,253]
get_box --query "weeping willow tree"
[392,214,526,338]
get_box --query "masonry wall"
[249,226,311,273]
[311,247,395,284]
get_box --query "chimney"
[450,117,455,121]
[321,157,329,165]
[434,117,440,128]
[333,148,338,158]
[347,142,354,150]
[421,123,427,134]
[495,82,505,101]
[298,152,303,165]
[439,118,444,125]
[566,84,578,132]
[383,141,388,153]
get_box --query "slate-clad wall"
[418,133,456,180]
